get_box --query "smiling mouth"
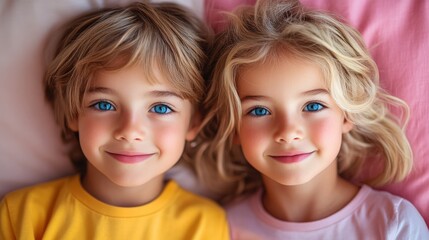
[107,152,154,164]
[269,152,314,164]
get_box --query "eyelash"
[246,101,326,117]
[89,101,175,115]
[149,103,174,115]
[90,100,116,111]
[303,102,326,112]
[247,106,271,117]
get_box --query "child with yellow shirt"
[0,2,229,239]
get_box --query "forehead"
[237,55,327,97]
[99,56,170,82]
[89,63,179,93]
[95,60,173,83]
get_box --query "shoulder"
[362,186,421,214]
[165,181,230,239]
[171,181,225,215]
[0,175,77,235]
[1,175,76,216]
[225,191,259,225]
[224,191,266,239]
[358,186,428,237]
[2,175,75,204]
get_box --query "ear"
[68,118,79,132]
[186,112,201,141]
[342,117,354,133]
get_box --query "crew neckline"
[250,185,371,231]
[69,175,179,218]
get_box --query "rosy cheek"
[80,112,114,134]
[152,121,187,148]
[79,121,104,144]
[159,127,178,145]
[239,121,265,148]
[309,117,343,146]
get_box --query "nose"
[274,113,303,143]
[114,110,146,142]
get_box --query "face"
[69,64,199,188]
[236,55,353,186]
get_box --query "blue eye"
[92,101,115,111]
[304,102,324,112]
[150,104,172,114]
[249,107,270,116]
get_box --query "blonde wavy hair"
[45,1,210,173]
[190,0,412,203]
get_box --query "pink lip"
[270,151,314,164]
[107,152,154,164]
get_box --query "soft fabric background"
[1,0,427,225]
[206,0,429,225]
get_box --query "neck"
[261,162,359,222]
[81,165,164,207]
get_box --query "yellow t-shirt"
[0,175,229,239]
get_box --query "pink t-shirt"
[226,185,428,240]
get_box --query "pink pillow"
[205,0,429,225]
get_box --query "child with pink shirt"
[190,0,428,239]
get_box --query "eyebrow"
[88,87,114,94]
[301,88,330,96]
[149,90,184,99]
[240,88,329,102]
[87,87,183,99]
[240,95,269,102]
